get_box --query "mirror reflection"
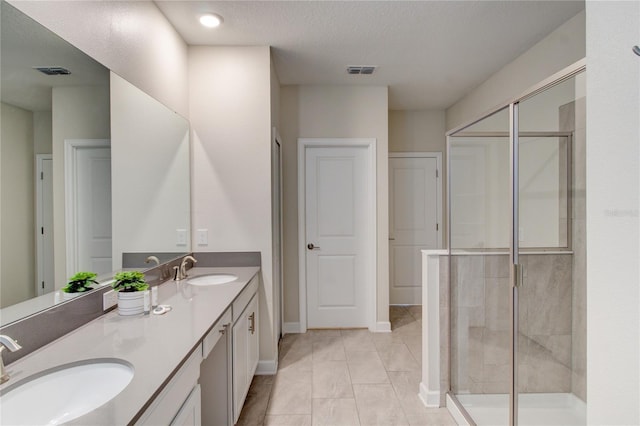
[0,1,191,326]
[1,0,110,308]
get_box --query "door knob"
[307,243,320,250]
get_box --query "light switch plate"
[197,229,208,246]
[176,229,187,246]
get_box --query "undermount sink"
[187,274,238,286]
[1,359,134,425]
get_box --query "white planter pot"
[117,291,145,316]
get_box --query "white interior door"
[304,144,372,328]
[389,154,440,305]
[66,139,112,276]
[36,155,54,295]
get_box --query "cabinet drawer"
[232,275,259,323]
[202,308,232,359]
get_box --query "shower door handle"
[512,264,524,288]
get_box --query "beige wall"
[389,109,447,246]
[9,0,189,117]
[389,109,446,153]
[280,85,390,330]
[110,73,190,270]
[0,103,35,307]
[52,86,110,287]
[446,10,585,131]
[33,112,52,155]
[188,46,277,369]
[586,1,639,423]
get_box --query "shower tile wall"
[450,254,574,395]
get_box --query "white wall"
[188,46,277,366]
[0,103,35,307]
[110,73,191,270]
[8,0,189,117]
[280,85,389,330]
[446,10,585,131]
[52,86,110,287]
[586,1,639,423]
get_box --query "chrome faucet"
[174,255,197,280]
[0,335,22,384]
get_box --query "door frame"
[272,127,284,343]
[64,139,110,277]
[297,138,377,333]
[388,152,443,249]
[35,154,53,296]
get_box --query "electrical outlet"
[103,290,118,311]
[197,229,208,246]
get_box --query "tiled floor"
[236,306,456,426]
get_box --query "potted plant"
[62,271,99,300]
[112,271,149,316]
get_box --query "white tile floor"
[236,306,456,426]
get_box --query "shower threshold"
[452,393,586,426]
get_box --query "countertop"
[0,266,260,425]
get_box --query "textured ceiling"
[1,1,109,112]
[156,1,584,110]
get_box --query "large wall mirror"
[0,1,191,325]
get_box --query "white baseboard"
[446,393,471,426]
[418,382,441,408]
[255,359,278,375]
[374,321,391,333]
[282,322,301,334]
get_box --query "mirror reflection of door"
[65,139,112,277]
[36,155,54,296]
[389,153,441,305]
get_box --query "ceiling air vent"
[347,66,376,75]
[34,66,71,76]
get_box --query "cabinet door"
[171,385,201,426]
[137,348,202,425]
[247,295,259,378]
[200,320,232,426]
[232,310,249,423]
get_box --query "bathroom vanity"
[0,266,261,425]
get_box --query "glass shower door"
[449,106,512,425]
[515,72,586,425]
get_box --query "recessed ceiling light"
[199,13,223,28]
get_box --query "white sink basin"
[187,274,238,286]
[1,359,134,425]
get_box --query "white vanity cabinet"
[136,346,203,426]
[171,385,202,426]
[200,308,233,426]
[136,272,260,426]
[232,278,260,423]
